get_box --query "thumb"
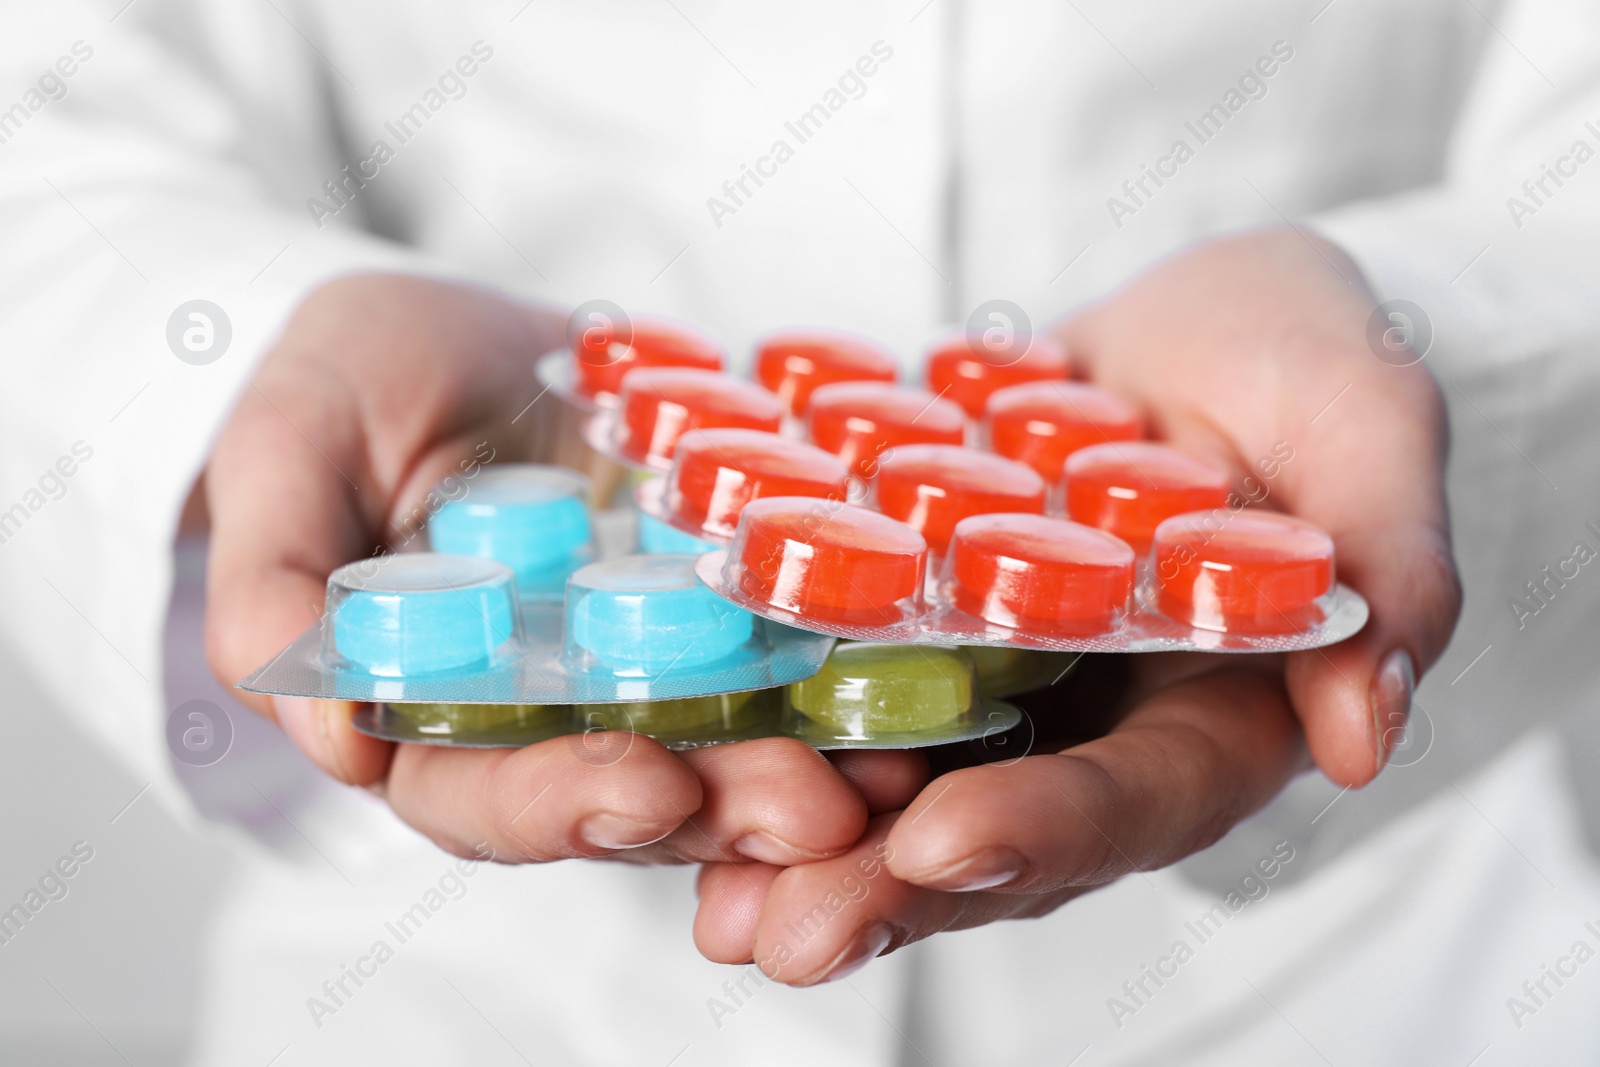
[1282,366,1462,787]
[204,377,395,786]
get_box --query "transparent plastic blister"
[633,428,852,549]
[427,464,596,599]
[873,444,1046,556]
[582,368,786,473]
[781,642,1022,749]
[923,333,1071,419]
[534,317,726,413]
[807,381,966,480]
[695,498,1368,653]
[321,554,524,677]
[239,552,834,706]
[982,380,1142,486]
[1064,441,1232,551]
[754,330,900,418]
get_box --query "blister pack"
[238,551,832,708]
[538,323,904,421]
[350,640,1030,751]
[238,324,1373,755]
[354,687,784,749]
[235,448,1046,750]
[573,329,1083,484]
[696,497,1367,653]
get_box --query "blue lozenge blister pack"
[239,551,832,707]
[236,460,1034,752]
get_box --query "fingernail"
[732,831,832,865]
[578,813,673,851]
[811,923,893,985]
[914,847,1025,892]
[1370,649,1415,770]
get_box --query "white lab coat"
[4,0,1600,1062]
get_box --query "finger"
[384,731,702,861]
[1280,370,1460,786]
[825,749,931,814]
[686,748,934,962]
[204,378,394,785]
[749,814,1051,986]
[745,669,1303,985]
[887,666,1304,893]
[694,861,783,964]
[660,739,871,864]
[1058,234,1461,787]
[204,277,564,786]
[274,697,395,786]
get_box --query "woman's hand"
[203,273,926,867]
[695,659,1300,984]
[692,226,1464,983]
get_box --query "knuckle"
[1046,755,1127,882]
[201,606,245,691]
[1401,528,1464,666]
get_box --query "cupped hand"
[695,657,1300,984]
[1063,226,1461,786]
[203,273,926,866]
[693,226,1463,982]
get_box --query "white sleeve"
[0,1,437,813]
[1310,0,1600,369]
[1310,0,1600,758]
